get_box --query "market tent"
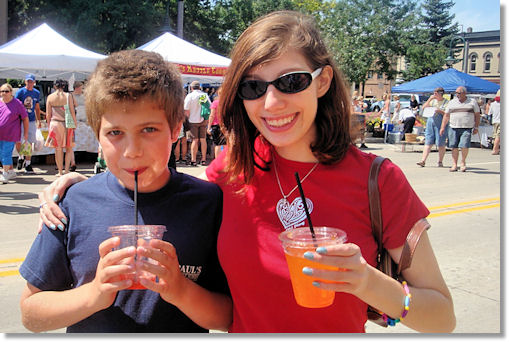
[0,23,106,81]
[137,32,230,84]
[392,68,500,94]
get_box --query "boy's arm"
[20,237,136,332]
[137,239,232,331]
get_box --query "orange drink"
[279,227,347,308]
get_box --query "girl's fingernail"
[60,218,67,225]
[57,224,65,231]
[302,267,313,275]
[49,223,56,230]
[312,281,320,288]
[52,194,60,202]
[316,247,327,254]
[303,251,314,260]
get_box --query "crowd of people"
[0,8,500,334]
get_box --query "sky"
[448,0,501,32]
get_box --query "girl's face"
[241,50,332,162]
[98,99,180,192]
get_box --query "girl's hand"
[38,172,87,233]
[135,239,189,305]
[302,242,372,296]
[88,237,136,311]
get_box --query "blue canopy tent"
[392,68,500,94]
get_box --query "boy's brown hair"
[85,50,184,138]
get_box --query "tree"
[7,0,166,54]
[322,0,418,91]
[212,0,298,54]
[402,0,459,80]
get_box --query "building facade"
[450,28,500,85]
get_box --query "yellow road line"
[0,258,24,264]
[0,270,19,277]
[427,197,500,211]
[429,203,500,218]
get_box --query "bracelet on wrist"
[378,281,411,326]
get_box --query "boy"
[19,50,232,333]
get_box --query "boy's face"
[99,99,180,192]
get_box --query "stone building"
[449,28,501,85]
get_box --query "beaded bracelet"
[380,281,411,326]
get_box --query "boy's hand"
[135,239,188,305]
[88,237,136,311]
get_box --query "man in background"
[440,86,480,172]
[184,81,210,166]
[15,74,41,173]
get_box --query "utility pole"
[177,0,184,38]
[0,0,7,44]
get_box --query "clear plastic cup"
[279,227,347,308]
[108,225,166,290]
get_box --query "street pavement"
[0,139,502,334]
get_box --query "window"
[483,52,492,72]
[377,72,383,79]
[469,54,477,72]
[367,71,373,79]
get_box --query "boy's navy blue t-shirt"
[20,168,228,333]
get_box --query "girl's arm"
[305,229,455,332]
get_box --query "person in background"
[184,81,210,166]
[69,81,88,172]
[440,86,480,172]
[351,95,368,149]
[0,83,29,184]
[484,98,493,122]
[392,95,401,123]
[397,97,417,140]
[207,87,226,158]
[38,10,455,333]
[15,74,41,174]
[44,79,77,177]
[489,90,500,155]
[416,87,449,167]
[380,93,391,124]
[410,94,419,114]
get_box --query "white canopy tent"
[137,32,230,85]
[0,23,106,81]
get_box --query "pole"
[177,0,184,38]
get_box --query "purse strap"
[368,156,430,275]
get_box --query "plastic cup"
[108,225,166,290]
[279,227,347,308]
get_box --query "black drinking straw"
[134,171,138,225]
[295,172,316,240]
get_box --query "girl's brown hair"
[219,10,352,185]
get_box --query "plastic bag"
[19,141,32,156]
[34,128,45,151]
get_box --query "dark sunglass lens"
[276,73,312,93]
[239,80,267,100]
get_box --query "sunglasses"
[238,68,323,100]
[0,90,10,93]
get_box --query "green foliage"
[402,0,459,80]
[323,0,418,88]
